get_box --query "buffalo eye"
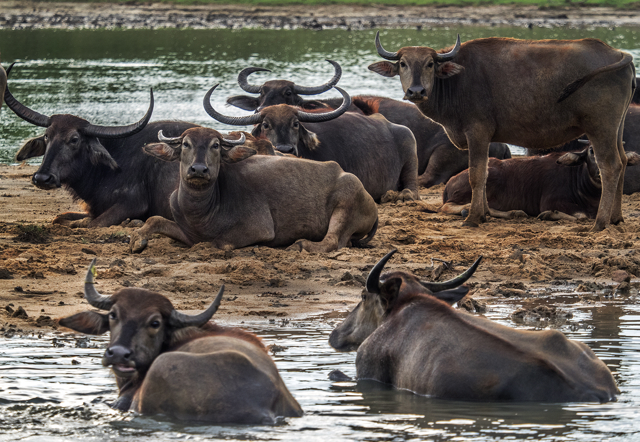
[293,121,299,129]
[285,90,292,96]
[149,320,161,329]
[262,122,269,129]
[109,311,117,321]
[427,61,434,68]
[213,141,220,149]
[182,141,191,149]
[399,61,406,68]
[70,136,79,145]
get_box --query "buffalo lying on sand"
[371,33,636,231]
[211,85,419,202]
[226,67,511,188]
[5,65,200,227]
[129,126,378,253]
[329,250,619,402]
[441,146,640,221]
[59,259,303,423]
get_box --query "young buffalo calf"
[330,250,618,402]
[129,127,378,253]
[60,259,303,423]
[441,147,640,221]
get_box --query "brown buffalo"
[129,126,378,253]
[441,146,640,221]
[59,260,302,423]
[371,33,636,231]
[329,250,618,402]
[211,85,419,202]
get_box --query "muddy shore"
[0,164,638,336]
[1,1,640,30]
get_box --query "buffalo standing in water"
[330,250,618,402]
[60,260,303,423]
[371,33,635,231]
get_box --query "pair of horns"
[4,63,154,139]
[83,259,224,328]
[375,31,462,62]
[157,130,246,146]
[366,250,482,294]
[237,59,342,95]
[204,84,352,126]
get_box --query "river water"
[1,25,640,440]
[2,26,640,162]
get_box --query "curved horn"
[237,67,271,94]
[297,86,351,123]
[203,84,263,127]
[82,89,154,139]
[84,258,114,310]
[223,132,246,145]
[434,34,461,62]
[169,285,225,328]
[4,63,52,128]
[578,139,591,145]
[293,60,342,95]
[366,249,397,294]
[420,256,482,293]
[375,31,400,61]
[158,130,182,143]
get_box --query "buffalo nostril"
[190,165,208,174]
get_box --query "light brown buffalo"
[329,250,618,402]
[59,260,302,423]
[370,34,636,231]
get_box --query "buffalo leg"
[611,115,628,224]
[464,131,492,227]
[537,210,580,221]
[440,202,527,219]
[52,212,91,226]
[588,131,624,232]
[130,216,193,253]
[87,201,149,228]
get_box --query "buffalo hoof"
[462,220,479,228]
[461,209,469,217]
[69,217,92,228]
[509,210,528,219]
[130,235,148,254]
[285,241,305,252]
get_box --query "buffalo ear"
[368,61,398,78]
[143,142,181,162]
[59,311,109,335]
[16,135,46,161]
[557,149,587,166]
[222,146,256,163]
[88,138,119,170]
[226,95,260,111]
[301,100,330,110]
[625,151,640,166]
[432,286,469,306]
[435,62,464,79]
[298,125,320,151]
[379,277,402,311]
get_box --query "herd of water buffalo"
[0,31,636,422]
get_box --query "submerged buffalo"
[371,33,636,231]
[211,85,419,202]
[227,66,511,188]
[59,260,303,423]
[129,126,378,253]
[5,65,199,227]
[330,250,618,402]
[441,146,640,221]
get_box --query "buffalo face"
[368,33,464,103]
[250,106,319,156]
[143,127,255,189]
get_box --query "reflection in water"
[2,302,640,441]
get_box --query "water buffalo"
[329,250,618,402]
[441,146,640,221]
[5,65,201,227]
[226,67,511,188]
[210,85,419,202]
[371,33,636,231]
[59,260,302,423]
[129,126,378,253]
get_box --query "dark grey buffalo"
[129,126,378,253]
[60,260,302,423]
[371,33,636,231]
[329,250,618,402]
[441,146,640,221]
[226,67,511,188]
[5,66,199,227]
[210,86,419,202]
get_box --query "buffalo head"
[142,127,254,189]
[205,84,351,155]
[226,60,342,111]
[329,250,482,352]
[59,259,226,380]
[368,32,463,102]
[557,142,640,185]
[6,64,153,189]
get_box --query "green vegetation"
[14,224,51,244]
[29,0,640,7]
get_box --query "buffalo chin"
[185,177,211,189]
[110,364,137,378]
